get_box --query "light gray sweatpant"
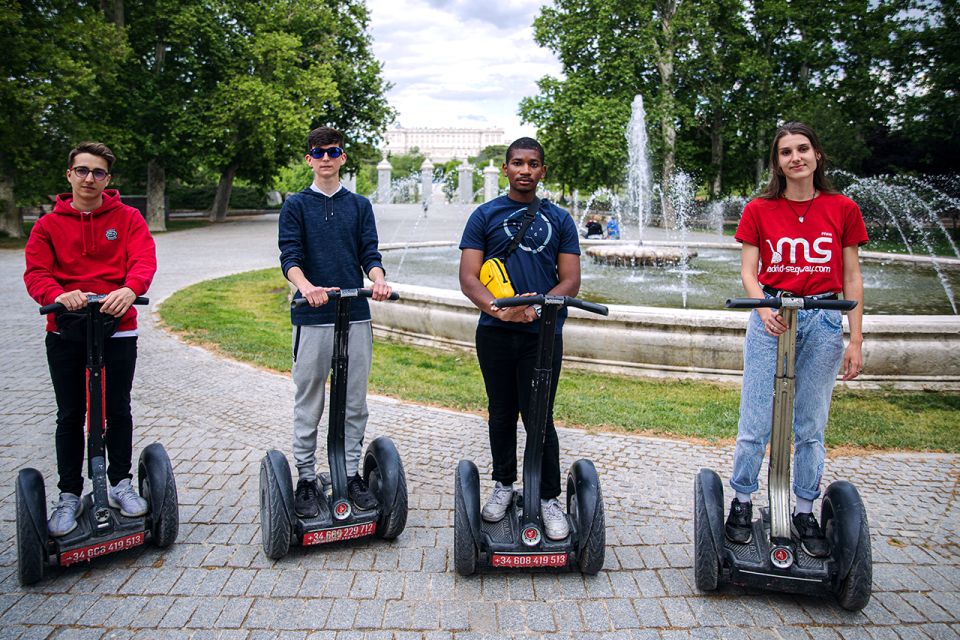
[292,321,373,480]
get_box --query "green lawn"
[158,269,960,453]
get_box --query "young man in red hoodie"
[24,142,157,537]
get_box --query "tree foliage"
[521,0,949,199]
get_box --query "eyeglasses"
[308,146,344,159]
[71,166,110,181]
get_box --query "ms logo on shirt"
[765,234,833,265]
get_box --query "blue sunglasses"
[308,146,344,159]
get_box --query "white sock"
[497,482,512,490]
[794,497,814,514]
[735,492,752,504]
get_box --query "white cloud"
[367,0,562,141]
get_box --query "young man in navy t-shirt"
[458,138,581,541]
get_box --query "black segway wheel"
[363,437,408,540]
[139,443,179,548]
[259,452,293,559]
[822,481,872,611]
[16,468,47,586]
[453,462,479,576]
[567,459,605,575]
[693,471,721,591]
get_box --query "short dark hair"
[308,126,344,151]
[505,137,545,164]
[68,141,116,171]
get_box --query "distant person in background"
[585,218,603,238]
[606,216,621,239]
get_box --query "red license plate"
[302,522,376,546]
[491,552,568,568]
[59,532,145,566]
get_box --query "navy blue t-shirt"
[459,195,581,333]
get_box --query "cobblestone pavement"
[1,214,958,639]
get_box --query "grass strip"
[158,268,960,452]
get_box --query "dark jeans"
[475,325,563,500]
[45,333,138,495]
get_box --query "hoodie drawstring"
[80,211,96,256]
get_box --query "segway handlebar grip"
[494,295,545,308]
[291,289,400,308]
[494,295,608,316]
[566,298,609,316]
[725,297,857,312]
[39,296,149,315]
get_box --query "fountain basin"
[585,244,697,267]
[370,282,960,390]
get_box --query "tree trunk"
[0,167,22,239]
[656,0,678,229]
[209,163,238,222]
[99,0,124,26]
[710,114,723,198]
[146,159,167,232]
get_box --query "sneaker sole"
[724,528,752,545]
[108,496,148,518]
[481,510,508,523]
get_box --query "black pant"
[45,333,138,495]
[475,325,563,500]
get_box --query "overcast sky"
[366,0,563,141]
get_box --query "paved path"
[0,213,957,639]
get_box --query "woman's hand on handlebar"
[55,289,91,311]
[301,284,339,307]
[758,307,788,337]
[101,287,137,317]
[491,292,536,323]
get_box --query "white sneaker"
[48,493,83,537]
[481,482,514,522]
[108,478,149,517]
[541,498,570,540]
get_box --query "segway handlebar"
[40,295,150,315]
[725,297,857,312]
[494,294,609,316]
[291,288,400,308]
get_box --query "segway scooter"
[259,289,407,559]
[694,295,872,610]
[454,294,609,575]
[16,295,179,586]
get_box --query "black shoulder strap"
[504,197,541,258]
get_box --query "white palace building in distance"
[383,126,506,163]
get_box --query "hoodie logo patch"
[105,228,118,241]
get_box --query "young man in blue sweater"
[278,126,392,518]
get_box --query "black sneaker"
[295,478,321,518]
[792,512,830,557]
[348,473,378,511]
[724,498,753,544]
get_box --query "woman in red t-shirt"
[725,122,868,558]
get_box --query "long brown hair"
[759,122,837,199]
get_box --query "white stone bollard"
[377,157,392,204]
[483,160,499,202]
[458,160,474,204]
[420,158,434,207]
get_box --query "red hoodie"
[24,189,157,333]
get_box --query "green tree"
[0,1,129,237]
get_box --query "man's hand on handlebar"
[370,279,392,302]
[301,284,339,307]
[491,292,537,323]
[758,308,788,337]
[100,287,137,317]
[54,289,92,311]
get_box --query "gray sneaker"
[48,492,83,537]
[541,498,570,540]
[108,478,148,517]
[481,482,514,522]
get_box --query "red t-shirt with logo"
[735,193,869,296]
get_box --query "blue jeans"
[729,303,844,501]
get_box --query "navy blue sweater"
[278,187,384,325]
